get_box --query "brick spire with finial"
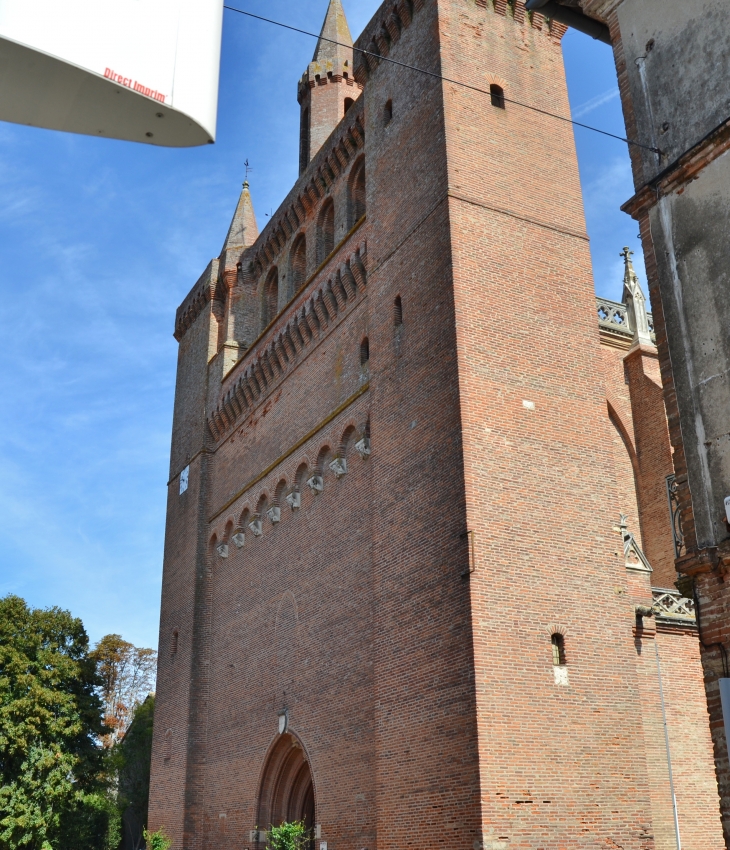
[297,0,361,175]
[221,177,259,256]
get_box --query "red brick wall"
[656,624,725,848]
[599,340,677,587]
[439,3,657,844]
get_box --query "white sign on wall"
[0,0,224,147]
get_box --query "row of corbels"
[215,437,371,559]
[208,244,368,443]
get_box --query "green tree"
[266,821,309,850]
[116,696,155,850]
[0,595,110,850]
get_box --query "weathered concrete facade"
[149,1,723,847]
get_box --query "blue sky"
[0,2,645,651]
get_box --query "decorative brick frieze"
[208,394,369,530]
[207,242,368,443]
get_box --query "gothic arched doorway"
[257,733,315,845]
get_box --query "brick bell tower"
[297,0,361,174]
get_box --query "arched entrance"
[257,733,315,845]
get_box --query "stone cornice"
[622,117,730,220]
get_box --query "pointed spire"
[312,0,353,65]
[621,246,653,347]
[221,180,259,254]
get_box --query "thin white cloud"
[572,87,620,119]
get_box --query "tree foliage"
[90,635,156,747]
[0,595,110,850]
[116,697,155,850]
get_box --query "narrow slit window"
[171,629,179,656]
[394,295,403,328]
[344,97,354,116]
[384,99,393,125]
[551,633,566,666]
[360,337,370,366]
[490,84,505,109]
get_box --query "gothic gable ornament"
[613,514,652,573]
[621,247,653,347]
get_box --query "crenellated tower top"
[297,0,362,174]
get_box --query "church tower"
[297,0,360,174]
[149,1,724,848]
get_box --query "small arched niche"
[257,733,316,840]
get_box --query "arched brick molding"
[348,156,366,227]
[263,267,279,330]
[256,732,316,838]
[317,199,335,265]
[607,398,643,538]
[290,235,307,295]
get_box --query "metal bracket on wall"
[461,530,476,579]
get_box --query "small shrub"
[144,827,173,850]
[267,820,309,850]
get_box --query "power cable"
[223,4,662,156]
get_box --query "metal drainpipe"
[654,638,682,850]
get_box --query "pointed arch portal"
[257,733,315,840]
